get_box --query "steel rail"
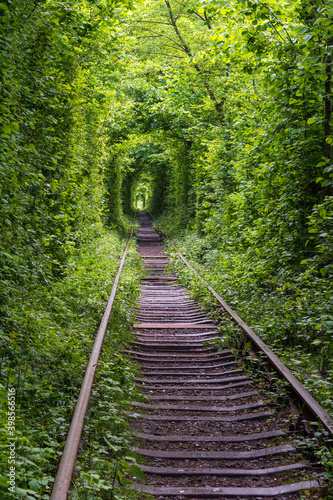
[151,217,333,436]
[50,219,136,500]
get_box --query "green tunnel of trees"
[1,0,333,497]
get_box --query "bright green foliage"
[1,0,333,496]
[101,0,333,421]
[0,0,127,291]
[0,1,149,498]
[0,231,143,498]
[106,0,333,264]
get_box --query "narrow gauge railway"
[128,212,324,499]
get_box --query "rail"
[50,219,136,500]
[152,218,333,436]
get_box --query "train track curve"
[129,212,325,499]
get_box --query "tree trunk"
[324,52,332,163]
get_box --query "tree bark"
[324,52,332,163]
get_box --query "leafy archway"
[132,176,152,210]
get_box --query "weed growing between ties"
[0,228,146,499]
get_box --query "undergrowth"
[161,226,333,416]
[0,226,147,499]
[157,218,333,491]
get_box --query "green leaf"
[29,479,41,491]
[11,122,19,132]
[116,469,124,486]
[2,125,11,134]
[130,464,148,482]
[104,437,121,452]
[15,488,29,498]
[307,117,316,125]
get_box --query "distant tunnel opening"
[131,177,152,211]
[106,138,178,227]
[119,142,171,218]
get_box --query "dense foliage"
[1,0,333,497]
[1,228,144,498]
[0,1,147,498]
[104,0,333,395]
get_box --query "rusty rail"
[50,219,136,500]
[152,218,333,436]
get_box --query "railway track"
[51,211,333,500]
[129,212,323,499]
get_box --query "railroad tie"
[128,211,321,499]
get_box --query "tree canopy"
[1,0,333,497]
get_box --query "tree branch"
[128,19,172,26]
[164,0,225,123]
[133,49,186,59]
[136,25,185,51]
